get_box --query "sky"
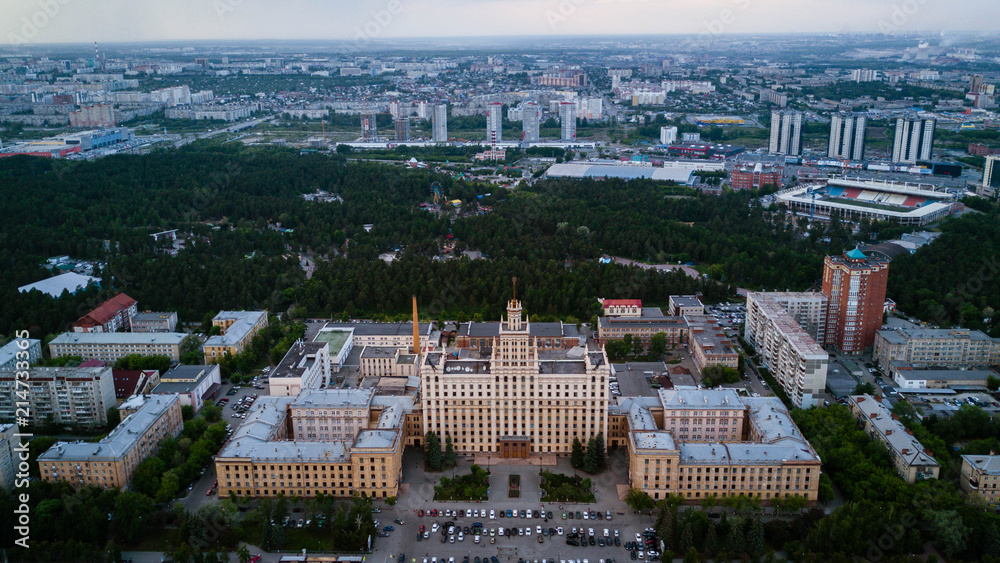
[2,0,998,45]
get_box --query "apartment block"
[745,293,829,408]
[961,455,1000,507]
[686,316,739,372]
[874,326,1000,369]
[49,332,187,363]
[0,367,116,426]
[823,249,889,355]
[0,424,22,489]
[0,339,41,371]
[847,394,940,483]
[37,394,183,489]
[72,293,138,333]
[203,311,268,362]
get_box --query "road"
[603,257,701,280]
[173,117,275,148]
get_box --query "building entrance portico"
[498,436,530,458]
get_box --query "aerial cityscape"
[4,1,1000,562]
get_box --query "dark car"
[576,511,582,519]
[589,536,596,546]
[615,537,621,546]
[383,526,394,532]
[630,552,637,560]
[566,539,580,546]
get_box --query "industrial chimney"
[412,295,420,354]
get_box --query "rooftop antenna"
[512,276,517,302]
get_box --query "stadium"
[776,178,960,226]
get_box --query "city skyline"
[3,0,1000,45]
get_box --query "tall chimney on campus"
[412,295,420,354]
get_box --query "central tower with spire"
[505,276,525,332]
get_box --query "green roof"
[845,248,867,260]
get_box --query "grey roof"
[50,332,187,346]
[878,326,998,344]
[0,339,40,368]
[963,455,1000,475]
[272,341,328,379]
[658,388,743,409]
[132,312,176,322]
[0,366,111,382]
[18,272,100,297]
[204,311,267,348]
[892,367,997,382]
[849,395,940,468]
[462,322,566,339]
[670,296,704,308]
[631,431,677,451]
[362,346,398,359]
[546,163,695,184]
[354,429,399,449]
[324,322,431,337]
[39,394,180,462]
[291,388,374,409]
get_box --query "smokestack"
[412,295,420,354]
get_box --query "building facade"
[203,311,269,362]
[151,364,222,413]
[822,249,890,355]
[961,455,1000,507]
[0,366,117,427]
[828,112,867,161]
[873,326,1000,369]
[559,102,577,142]
[72,293,138,333]
[49,332,187,363]
[487,102,503,144]
[421,298,610,456]
[0,339,41,371]
[432,104,448,143]
[769,110,803,156]
[269,341,331,397]
[37,394,183,489]
[745,293,829,408]
[131,311,178,333]
[619,390,822,503]
[847,394,940,483]
[686,316,740,372]
[892,116,936,164]
[601,299,643,317]
[522,102,540,143]
[730,164,783,190]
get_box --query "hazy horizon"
[3,0,999,46]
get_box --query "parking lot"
[366,451,662,563]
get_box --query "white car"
[614,530,620,537]
[526,527,532,536]
[638,553,644,560]
[583,512,589,520]
[635,533,642,542]
[588,528,595,537]
[557,527,564,535]
[490,510,496,519]
[498,527,504,536]
[536,526,542,535]
[474,535,481,544]
[458,532,464,542]
[603,529,609,537]
[432,523,440,533]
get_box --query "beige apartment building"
[961,455,1000,507]
[204,311,269,362]
[874,326,1000,369]
[37,394,183,489]
[422,298,610,457]
[686,316,739,372]
[617,390,822,503]
[847,394,940,483]
[48,332,187,363]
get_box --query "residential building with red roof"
[73,293,138,333]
